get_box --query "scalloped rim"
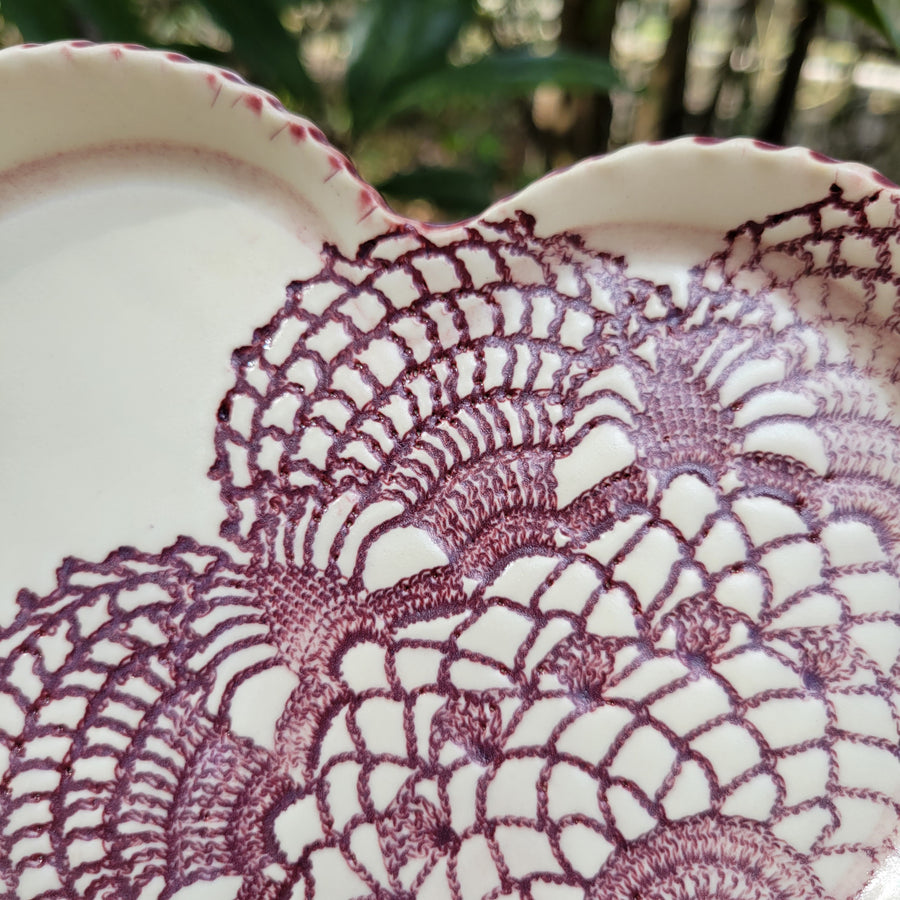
[0,39,897,245]
[2,40,900,900]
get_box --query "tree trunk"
[658,0,700,139]
[695,0,759,135]
[760,0,823,144]
[560,0,620,155]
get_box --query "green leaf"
[260,0,320,9]
[377,165,494,219]
[0,0,72,41]
[375,48,620,126]
[67,0,150,43]
[347,0,476,134]
[197,0,321,110]
[828,0,900,51]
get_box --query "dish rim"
[1,39,897,249]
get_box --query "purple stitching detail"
[3,191,900,899]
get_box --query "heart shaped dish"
[2,41,900,900]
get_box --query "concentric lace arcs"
[2,186,900,900]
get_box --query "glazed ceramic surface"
[1,42,900,900]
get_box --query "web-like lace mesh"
[2,187,900,899]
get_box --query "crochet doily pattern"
[2,186,900,900]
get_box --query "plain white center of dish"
[0,159,320,600]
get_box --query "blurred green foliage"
[0,0,897,219]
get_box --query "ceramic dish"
[1,41,899,900]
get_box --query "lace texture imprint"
[2,185,900,900]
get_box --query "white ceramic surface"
[1,42,900,900]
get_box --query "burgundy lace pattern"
[2,185,900,899]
